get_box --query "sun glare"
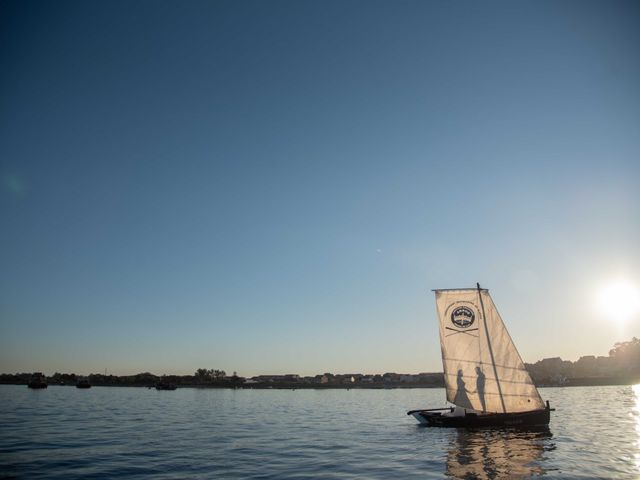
[597,281,640,325]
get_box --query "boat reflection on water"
[445,427,554,479]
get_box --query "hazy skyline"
[1,0,639,376]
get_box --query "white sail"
[435,287,544,413]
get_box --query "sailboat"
[408,283,553,427]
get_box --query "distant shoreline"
[2,376,637,389]
[4,336,639,390]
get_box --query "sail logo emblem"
[451,306,475,328]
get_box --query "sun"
[597,280,640,325]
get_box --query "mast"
[477,282,506,413]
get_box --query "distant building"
[251,374,299,383]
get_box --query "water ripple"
[0,385,639,478]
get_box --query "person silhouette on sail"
[475,366,486,412]
[453,369,473,408]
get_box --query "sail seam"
[442,372,536,386]
[442,357,530,371]
[446,389,539,399]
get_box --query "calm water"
[0,385,638,479]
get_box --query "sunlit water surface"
[0,385,638,479]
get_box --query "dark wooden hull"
[409,407,551,428]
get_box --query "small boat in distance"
[155,381,177,391]
[76,379,91,389]
[28,372,48,389]
[408,283,553,427]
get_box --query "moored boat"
[155,381,177,390]
[76,379,91,389]
[408,284,553,428]
[28,372,48,389]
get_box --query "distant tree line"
[0,369,244,387]
[525,337,640,386]
[2,338,639,388]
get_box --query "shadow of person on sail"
[453,369,473,409]
[475,366,486,412]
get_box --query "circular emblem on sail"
[451,306,475,328]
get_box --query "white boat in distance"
[408,283,553,427]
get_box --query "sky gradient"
[1,0,639,376]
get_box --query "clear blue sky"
[1,0,639,376]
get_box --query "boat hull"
[27,382,47,389]
[155,384,177,390]
[409,407,551,428]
